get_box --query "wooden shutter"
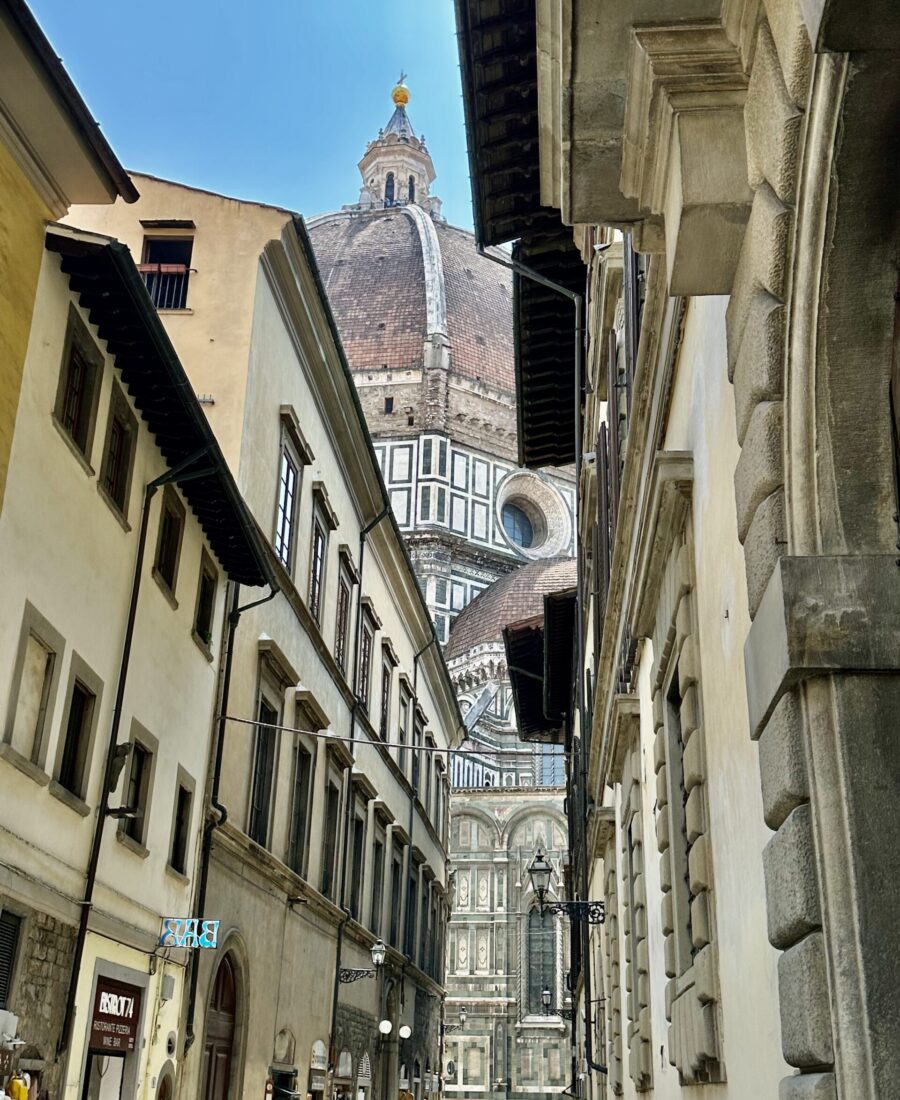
[0,911,22,1009]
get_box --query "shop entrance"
[201,955,237,1100]
[81,974,144,1100]
[82,1054,125,1100]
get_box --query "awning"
[504,614,562,744]
[46,226,276,589]
[454,0,558,247]
[513,233,586,468]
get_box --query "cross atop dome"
[355,77,442,219]
[384,76,415,140]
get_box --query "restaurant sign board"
[89,977,143,1052]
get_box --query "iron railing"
[138,263,193,309]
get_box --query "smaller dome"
[445,557,577,660]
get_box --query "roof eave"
[2,0,138,204]
[46,225,276,589]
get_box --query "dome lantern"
[356,75,438,213]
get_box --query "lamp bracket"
[339,968,376,984]
[544,900,606,924]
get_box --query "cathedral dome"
[308,212,515,394]
[444,556,577,660]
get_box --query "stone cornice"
[606,695,642,786]
[620,20,752,293]
[586,805,616,861]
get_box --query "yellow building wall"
[0,140,53,516]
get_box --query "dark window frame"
[349,795,367,920]
[121,739,152,846]
[98,381,138,520]
[389,845,403,947]
[54,305,103,462]
[288,737,315,877]
[153,485,186,599]
[169,778,194,876]
[371,831,385,937]
[357,609,376,711]
[308,509,329,623]
[57,678,95,799]
[0,910,22,1010]
[192,549,219,652]
[321,773,343,899]
[379,647,395,740]
[334,562,354,674]
[139,235,194,310]
[274,442,301,572]
[248,686,280,848]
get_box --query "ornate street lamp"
[442,1007,467,1035]
[526,847,606,925]
[339,938,388,983]
[527,846,553,907]
[541,987,574,1021]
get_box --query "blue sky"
[30,0,474,228]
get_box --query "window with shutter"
[0,911,22,1009]
[248,697,278,847]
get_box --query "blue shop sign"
[159,917,220,948]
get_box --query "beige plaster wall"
[0,250,230,1098]
[68,175,293,472]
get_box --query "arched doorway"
[201,955,237,1100]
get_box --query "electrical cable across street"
[222,714,572,757]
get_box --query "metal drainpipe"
[57,448,216,1058]
[183,577,279,1054]
[328,505,390,1072]
[477,246,605,1076]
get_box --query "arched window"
[408,175,416,203]
[526,908,556,1014]
[385,173,395,206]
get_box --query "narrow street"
[0,3,898,1100]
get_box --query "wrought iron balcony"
[138,263,193,310]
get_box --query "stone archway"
[201,954,239,1100]
[730,13,900,1098]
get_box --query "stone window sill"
[116,829,149,860]
[51,414,95,478]
[0,743,50,787]
[191,628,214,662]
[165,862,190,886]
[97,482,132,532]
[152,567,179,610]
[49,780,90,817]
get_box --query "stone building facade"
[69,175,462,1100]
[456,3,900,1100]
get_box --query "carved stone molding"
[606,695,641,786]
[621,22,753,293]
[630,452,694,638]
